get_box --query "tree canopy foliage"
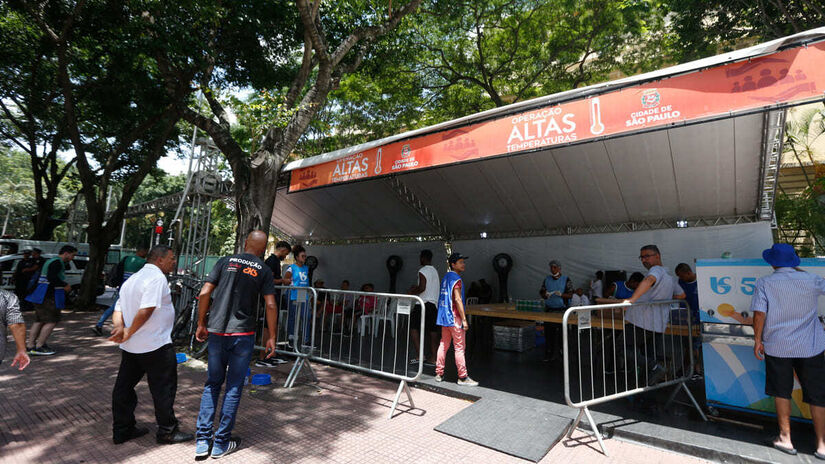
[301,0,672,155]
[663,0,825,62]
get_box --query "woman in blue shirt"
[283,245,310,347]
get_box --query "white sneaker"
[457,377,478,387]
[434,374,443,382]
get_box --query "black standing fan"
[386,255,403,293]
[306,256,319,285]
[492,253,513,303]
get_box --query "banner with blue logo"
[697,258,825,324]
[697,258,825,420]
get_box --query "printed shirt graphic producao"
[205,253,276,334]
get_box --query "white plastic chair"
[372,298,396,338]
[358,297,377,336]
[358,313,375,336]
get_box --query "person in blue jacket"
[25,245,77,355]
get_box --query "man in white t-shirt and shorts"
[109,245,193,445]
[624,244,685,409]
[408,249,440,365]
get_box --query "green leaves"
[304,0,670,156]
[229,90,301,154]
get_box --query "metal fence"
[253,286,426,419]
[562,300,707,456]
[252,286,320,389]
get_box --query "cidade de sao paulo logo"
[506,107,577,153]
[626,89,681,128]
[392,144,418,170]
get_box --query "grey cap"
[549,260,561,267]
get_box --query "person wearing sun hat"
[750,243,825,459]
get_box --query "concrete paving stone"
[2,311,712,463]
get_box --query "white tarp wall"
[302,222,772,300]
[452,222,774,300]
[306,240,448,293]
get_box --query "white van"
[0,253,90,301]
[0,240,90,257]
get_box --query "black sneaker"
[254,358,284,367]
[648,364,667,385]
[91,326,103,336]
[157,429,194,444]
[31,345,56,356]
[211,438,241,459]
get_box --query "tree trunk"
[233,152,283,251]
[75,222,119,309]
[30,199,58,240]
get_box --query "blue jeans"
[195,334,254,446]
[96,293,119,328]
[287,301,311,346]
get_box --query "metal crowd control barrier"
[252,286,426,419]
[562,299,708,456]
[253,286,320,389]
[310,288,426,419]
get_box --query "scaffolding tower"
[171,136,230,278]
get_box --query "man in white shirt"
[624,244,685,396]
[590,271,604,300]
[408,249,440,365]
[109,245,193,445]
[570,288,590,307]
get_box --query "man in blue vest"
[25,245,77,356]
[435,253,477,386]
[539,260,573,362]
[602,272,644,301]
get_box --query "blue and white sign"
[698,257,825,420]
[696,258,825,324]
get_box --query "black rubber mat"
[434,398,572,462]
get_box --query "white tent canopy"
[273,113,765,242]
[268,28,825,295]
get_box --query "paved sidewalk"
[1,311,710,464]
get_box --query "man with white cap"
[751,243,825,458]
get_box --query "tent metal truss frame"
[301,214,759,246]
[176,143,229,278]
[757,109,786,223]
[386,176,449,237]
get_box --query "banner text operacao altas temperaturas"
[290,41,825,192]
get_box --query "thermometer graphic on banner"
[374,147,382,175]
[590,97,605,135]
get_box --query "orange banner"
[290,41,825,192]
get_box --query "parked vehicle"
[0,253,95,302]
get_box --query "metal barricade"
[310,288,426,419]
[252,285,319,389]
[562,299,707,456]
[251,286,426,418]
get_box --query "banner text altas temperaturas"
[290,42,825,192]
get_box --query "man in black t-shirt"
[264,240,292,288]
[256,241,291,367]
[193,230,277,459]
